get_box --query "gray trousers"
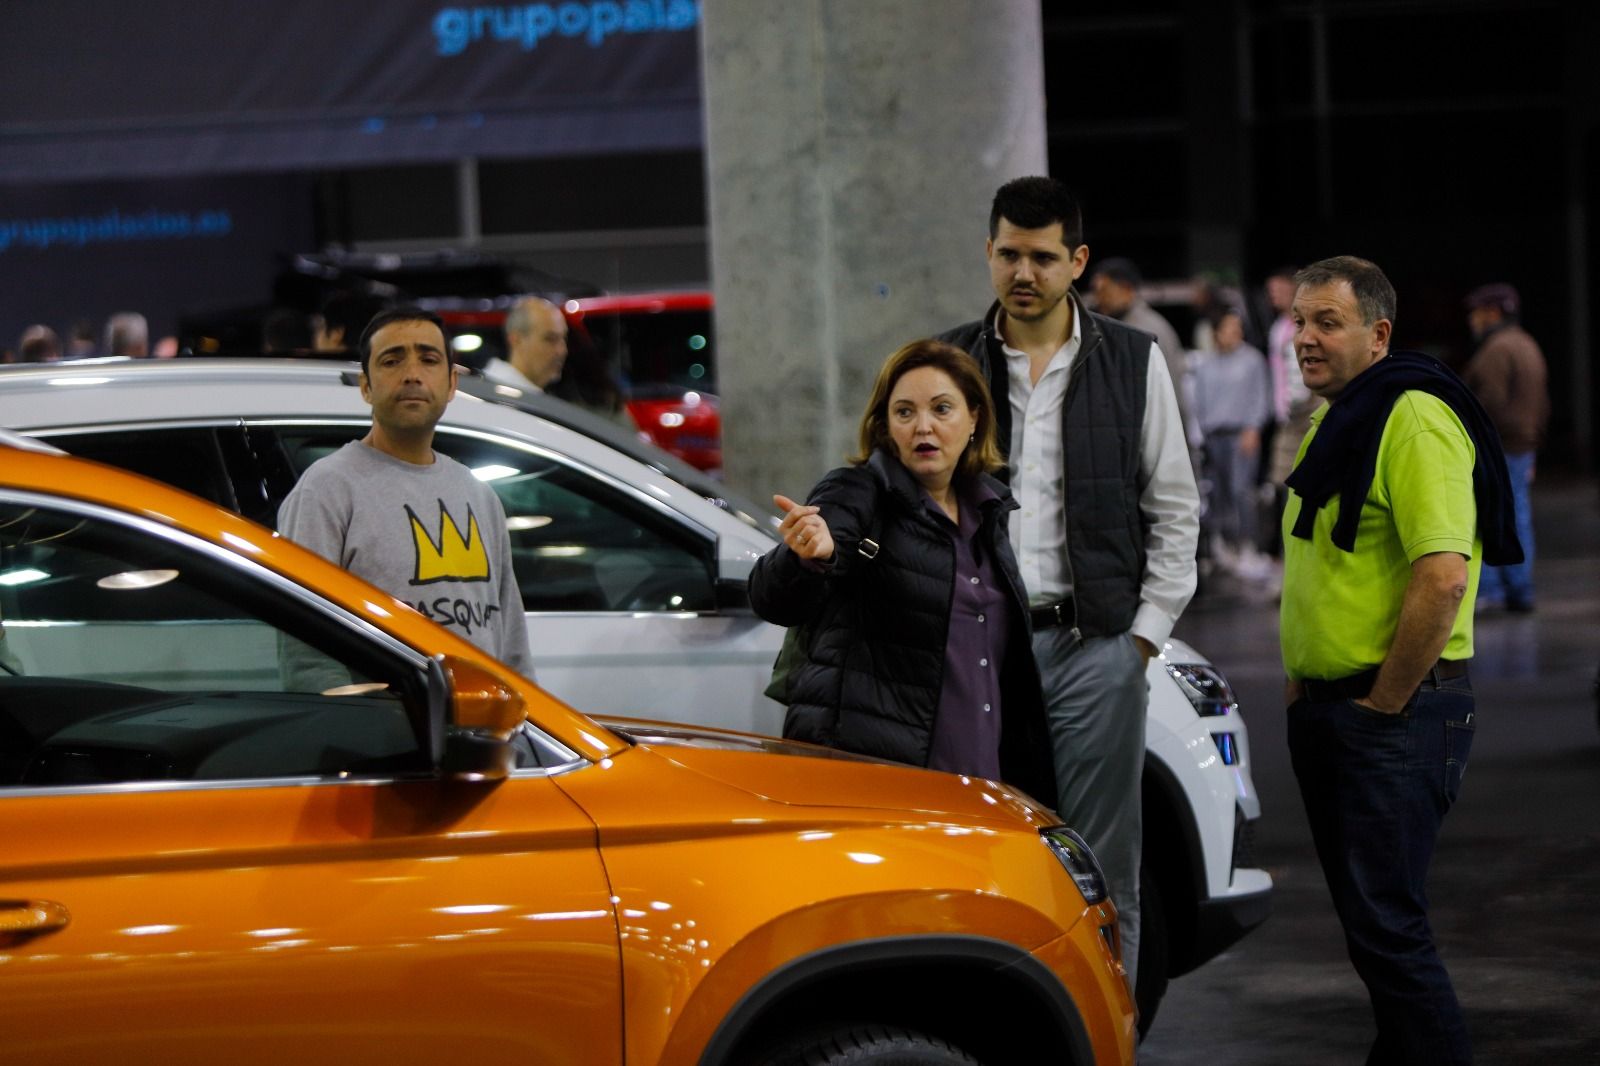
[1033,626,1149,987]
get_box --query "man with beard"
[278,307,532,677]
[936,176,1200,995]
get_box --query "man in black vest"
[937,177,1200,995]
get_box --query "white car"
[0,357,1269,1033]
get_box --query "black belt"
[1300,659,1469,703]
[1029,599,1075,630]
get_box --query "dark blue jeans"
[1479,450,1535,608]
[1288,675,1476,1065]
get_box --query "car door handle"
[0,899,71,945]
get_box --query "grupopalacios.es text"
[0,208,232,254]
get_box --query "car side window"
[272,426,718,614]
[48,427,241,512]
[0,499,428,788]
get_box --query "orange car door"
[0,776,621,1065]
[0,493,622,1064]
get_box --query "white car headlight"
[1165,662,1238,717]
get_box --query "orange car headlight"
[1039,827,1109,906]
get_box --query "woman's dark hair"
[852,339,1005,481]
[546,329,623,413]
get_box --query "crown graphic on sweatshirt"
[406,501,490,584]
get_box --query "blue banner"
[0,0,704,182]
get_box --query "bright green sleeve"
[1375,393,1477,563]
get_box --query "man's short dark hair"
[357,307,446,375]
[1093,256,1142,289]
[1209,305,1244,331]
[989,176,1084,248]
[1294,256,1397,328]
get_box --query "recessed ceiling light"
[96,569,179,591]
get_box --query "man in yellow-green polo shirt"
[1280,256,1521,1066]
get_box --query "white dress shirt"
[1000,303,1199,648]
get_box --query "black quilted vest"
[936,292,1149,637]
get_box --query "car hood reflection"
[592,716,1056,825]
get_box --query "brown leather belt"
[1300,659,1469,704]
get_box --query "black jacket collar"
[865,449,1015,521]
[981,287,1103,361]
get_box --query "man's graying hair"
[104,311,148,356]
[505,297,555,338]
[1295,256,1397,328]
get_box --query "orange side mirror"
[439,654,527,740]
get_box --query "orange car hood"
[594,717,1058,827]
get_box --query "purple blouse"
[922,480,1010,780]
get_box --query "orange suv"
[0,435,1134,1065]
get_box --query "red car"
[440,292,722,473]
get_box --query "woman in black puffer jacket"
[749,340,1055,805]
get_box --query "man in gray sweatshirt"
[278,307,534,678]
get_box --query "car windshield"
[451,371,778,537]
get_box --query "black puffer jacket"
[749,451,1056,805]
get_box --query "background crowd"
[6,262,1551,617]
[1081,263,1550,611]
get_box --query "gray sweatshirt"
[278,441,534,678]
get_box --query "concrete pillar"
[702,0,1047,500]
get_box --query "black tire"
[760,1024,982,1066]
[1135,864,1170,1041]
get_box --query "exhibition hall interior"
[2,3,1598,1063]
